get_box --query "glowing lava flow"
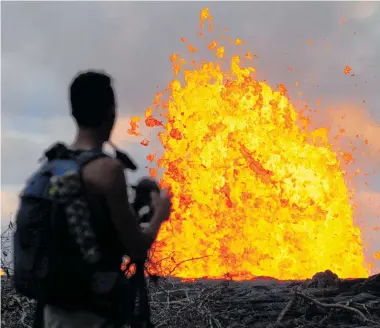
[131,8,369,280]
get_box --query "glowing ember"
[132,8,369,280]
[128,117,142,136]
[344,65,355,76]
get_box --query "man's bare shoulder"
[82,156,125,190]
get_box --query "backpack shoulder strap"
[74,149,109,169]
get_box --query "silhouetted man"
[39,71,172,327]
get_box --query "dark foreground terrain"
[2,271,380,328]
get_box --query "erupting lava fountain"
[128,8,370,280]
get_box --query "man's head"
[70,71,116,142]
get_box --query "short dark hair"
[70,71,115,128]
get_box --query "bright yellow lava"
[130,8,369,280]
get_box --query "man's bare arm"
[83,157,159,258]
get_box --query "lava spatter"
[130,8,369,280]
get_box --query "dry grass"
[146,273,380,328]
[2,270,380,328]
[2,222,380,328]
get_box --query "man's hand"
[151,190,172,222]
[139,191,172,236]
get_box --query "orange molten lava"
[132,8,369,280]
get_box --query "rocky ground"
[2,270,380,328]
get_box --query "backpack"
[13,142,107,302]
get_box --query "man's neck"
[71,129,104,151]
